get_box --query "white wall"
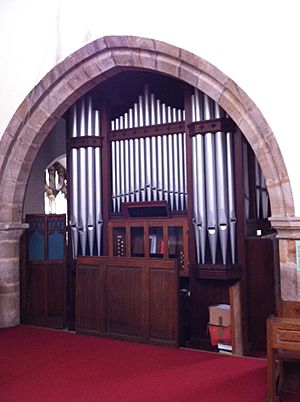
[1,0,300,214]
[23,119,66,216]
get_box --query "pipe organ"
[191,89,236,265]
[66,79,270,271]
[68,96,103,257]
[64,73,275,352]
[110,85,187,213]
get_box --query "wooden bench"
[267,312,300,401]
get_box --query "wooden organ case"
[67,72,279,353]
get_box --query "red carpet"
[0,325,269,401]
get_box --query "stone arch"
[0,35,294,327]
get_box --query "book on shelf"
[217,343,232,354]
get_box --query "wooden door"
[246,236,280,353]
[21,214,66,328]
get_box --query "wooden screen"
[76,256,179,346]
[21,214,66,328]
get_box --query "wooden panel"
[28,263,47,321]
[22,214,66,329]
[47,263,65,321]
[106,265,143,339]
[280,300,300,319]
[149,267,177,344]
[246,237,277,353]
[76,264,100,334]
[76,256,179,346]
[230,281,243,355]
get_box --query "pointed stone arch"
[0,35,294,327]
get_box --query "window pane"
[149,227,164,258]
[131,227,144,257]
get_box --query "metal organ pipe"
[94,110,103,256]
[109,84,186,213]
[86,96,96,255]
[191,89,236,265]
[214,103,229,264]
[134,102,140,202]
[70,104,79,258]
[138,95,146,202]
[69,96,103,257]
[156,99,163,201]
[78,98,87,256]
[226,132,236,263]
[150,94,158,201]
[203,94,218,264]
[128,109,135,202]
[144,86,152,201]
[192,90,207,264]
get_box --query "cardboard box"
[209,304,231,327]
[208,324,232,346]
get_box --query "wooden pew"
[267,305,300,401]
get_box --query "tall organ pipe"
[144,86,152,201]
[156,99,163,201]
[167,106,174,210]
[226,132,236,263]
[86,96,96,255]
[94,110,103,256]
[70,104,79,258]
[215,103,228,264]
[161,103,169,204]
[111,121,117,212]
[138,95,146,202]
[172,107,179,211]
[203,94,218,264]
[150,94,158,201]
[134,102,140,202]
[78,98,87,256]
[192,91,207,263]
[128,108,135,202]
[177,109,185,210]
[119,116,125,206]
[115,118,121,212]
[124,113,130,202]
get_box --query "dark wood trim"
[100,102,110,256]
[184,87,196,266]
[191,264,241,280]
[109,121,185,141]
[67,136,103,151]
[234,129,249,352]
[189,118,235,136]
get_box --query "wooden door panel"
[246,237,278,353]
[106,265,143,338]
[149,268,178,342]
[28,263,46,321]
[47,263,65,320]
[22,214,66,329]
[76,264,100,334]
[76,256,179,346]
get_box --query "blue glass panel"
[48,231,64,260]
[28,233,45,261]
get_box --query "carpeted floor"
[0,325,272,401]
